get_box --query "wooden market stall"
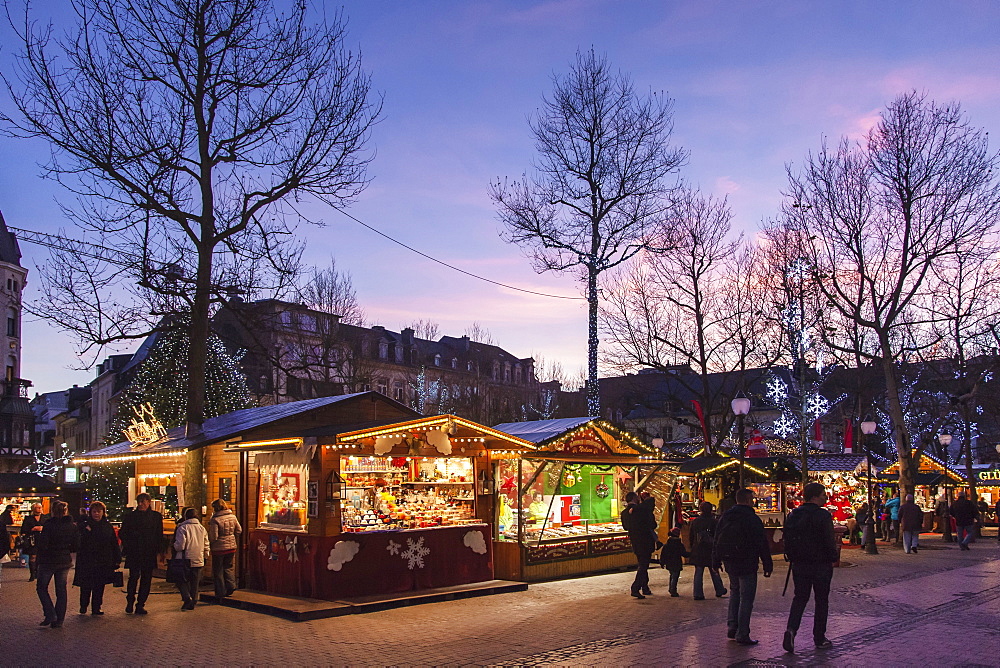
[490,417,678,582]
[0,473,60,554]
[247,414,535,600]
[876,451,965,531]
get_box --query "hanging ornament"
[595,474,610,498]
[614,467,632,484]
[563,471,577,488]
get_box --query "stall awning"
[807,454,868,472]
[877,450,965,483]
[336,414,535,452]
[493,417,660,458]
[0,473,59,495]
[675,455,800,481]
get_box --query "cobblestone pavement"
[1,534,999,667]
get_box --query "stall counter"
[249,524,494,599]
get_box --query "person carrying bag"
[171,507,210,611]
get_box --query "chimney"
[402,327,414,344]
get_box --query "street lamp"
[732,395,751,489]
[939,433,953,543]
[860,418,878,555]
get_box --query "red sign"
[554,438,610,455]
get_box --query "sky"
[1,0,999,395]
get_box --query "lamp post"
[732,396,751,489]
[939,433,953,543]
[860,419,878,555]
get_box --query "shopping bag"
[110,570,124,587]
[0,551,11,564]
[165,558,189,584]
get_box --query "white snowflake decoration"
[386,540,401,556]
[976,405,984,415]
[806,391,830,419]
[766,375,788,404]
[400,536,431,570]
[772,413,798,439]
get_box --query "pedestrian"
[935,494,951,539]
[621,491,656,599]
[173,507,210,610]
[74,501,121,615]
[19,502,46,581]
[899,494,923,554]
[208,499,242,600]
[688,501,727,600]
[781,482,838,653]
[883,492,901,543]
[712,488,773,646]
[950,492,979,550]
[118,492,164,615]
[855,503,871,547]
[994,498,1000,545]
[874,496,887,539]
[0,504,15,588]
[35,500,80,629]
[660,526,689,597]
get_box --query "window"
[451,358,457,369]
[467,361,473,372]
[6,308,16,338]
[434,354,441,367]
[515,365,522,383]
[393,383,405,401]
[504,363,511,383]
[379,342,388,360]
[395,345,403,363]
[376,379,388,395]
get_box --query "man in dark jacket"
[35,500,80,628]
[688,501,727,600]
[712,488,773,646]
[950,492,979,550]
[621,491,657,599]
[118,493,164,614]
[782,482,838,653]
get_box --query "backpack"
[713,515,749,561]
[782,506,818,562]
[696,524,715,547]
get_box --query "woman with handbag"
[74,501,122,615]
[172,507,210,611]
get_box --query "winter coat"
[660,535,689,571]
[73,516,121,588]
[855,507,870,527]
[118,508,165,570]
[950,498,979,526]
[19,513,47,554]
[621,497,657,556]
[36,516,80,568]
[899,501,924,533]
[173,518,210,568]
[712,504,773,576]
[884,497,901,521]
[208,509,242,554]
[687,512,719,568]
[783,502,838,564]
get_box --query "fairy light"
[74,449,188,465]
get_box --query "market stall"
[490,418,677,582]
[976,467,999,525]
[876,451,965,531]
[245,413,536,599]
[0,473,60,554]
[671,454,799,554]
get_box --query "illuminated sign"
[977,470,1000,482]
[124,403,168,447]
[64,467,78,484]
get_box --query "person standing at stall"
[621,491,656,599]
[781,483,838,653]
[74,501,121,615]
[118,493,164,615]
[712,488,773,646]
[208,499,242,600]
[19,502,46,581]
[883,492,901,543]
[35,501,80,628]
[950,492,979,550]
[899,494,924,554]
[688,501,727,600]
[173,507,210,610]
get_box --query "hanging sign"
[978,470,1000,482]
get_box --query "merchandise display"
[340,455,478,532]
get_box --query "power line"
[333,208,585,300]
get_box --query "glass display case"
[258,462,309,532]
[339,455,479,532]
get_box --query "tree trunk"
[183,446,206,515]
[587,268,600,417]
[880,351,917,495]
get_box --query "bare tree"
[406,319,440,341]
[298,257,365,326]
[2,0,380,510]
[788,91,1000,494]
[490,49,686,417]
[601,188,778,451]
[464,321,495,346]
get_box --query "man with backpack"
[621,491,657,599]
[688,501,727,600]
[782,482,838,653]
[712,488,773,646]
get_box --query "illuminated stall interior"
[877,450,965,511]
[806,454,869,521]
[491,417,675,581]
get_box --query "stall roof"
[492,417,597,445]
[675,455,800,481]
[877,450,965,482]
[807,454,867,472]
[76,392,418,463]
[336,414,535,449]
[0,473,59,494]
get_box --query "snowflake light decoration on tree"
[22,444,75,478]
[772,413,798,439]
[805,391,830,419]
[766,376,788,404]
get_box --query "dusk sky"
[2,1,999,395]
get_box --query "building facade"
[0,212,32,472]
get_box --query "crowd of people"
[1,494,241,628]
[621,483,998,655]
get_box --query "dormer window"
[395,346,403,363]
[467,361,473,372]
[451,358,457,369]
[434,354,441,367]
[379,342,388,359]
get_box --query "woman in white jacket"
[173,507,210,610]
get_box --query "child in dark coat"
[660,527,689,596]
